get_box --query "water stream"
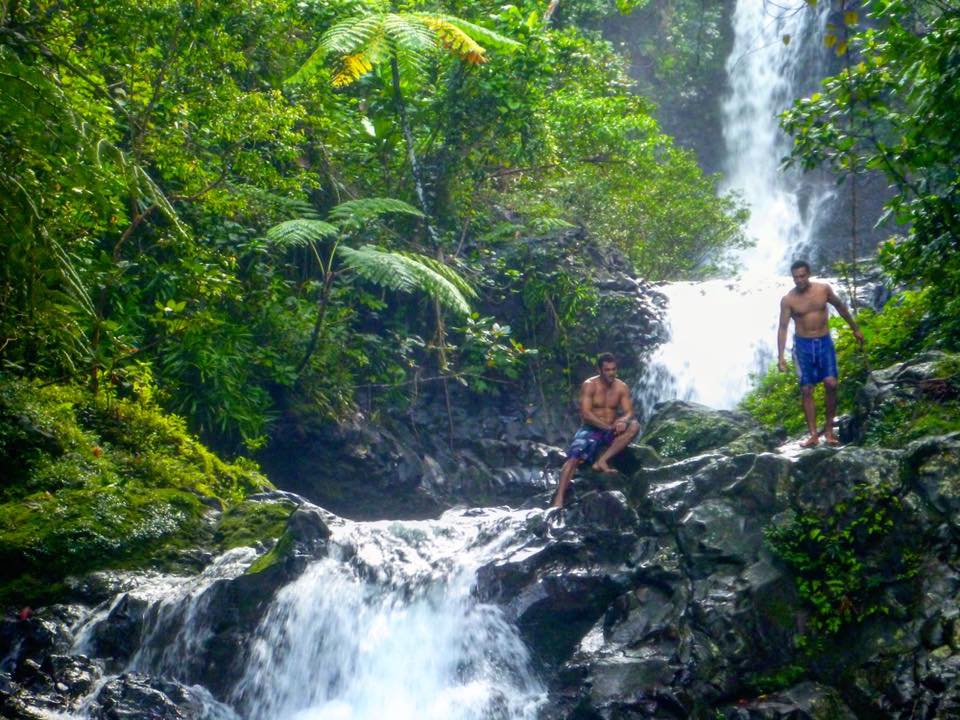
[61,507,548,720]
[642,0,835,411]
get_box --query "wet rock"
[721,681,857,719]
[639,401,768,461]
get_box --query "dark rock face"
[4,377,960,719]
[258,256,667,521]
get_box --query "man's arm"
[826,285,865,347]
[614,382,636,435]
[579,381,612,430]
[777,296,792,371]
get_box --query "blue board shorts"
[565,425,615,464]
[793,334,838,386]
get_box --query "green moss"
[863,399,960,448]
[215,500,295,552]
[746,663,806,695]
[0,376,275,607]
[246,529,294,575]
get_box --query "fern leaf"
[332,53,375,86]
[420,14,521,54]
[266,219,339,248]
[327,197,424,225]
[402,252,477,299]
[338,245,471,315]
[321,15,385,56]
[419,17,487,64]
[234,186,321,219]
[383,14,435,53]
[286,44,330,85]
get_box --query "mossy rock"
[639,401,759,460]
[0,377,275,608]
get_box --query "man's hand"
[778,357,788,372]
[853,328,865,349]
[613,419,628,435]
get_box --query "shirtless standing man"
[777,260,864,448]
[550,352,640,508]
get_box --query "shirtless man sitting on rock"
[551,352,640,508]
[777,260,864,448]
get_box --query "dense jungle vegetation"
[0,0,749,456]
[742,0,960,431]
[2,0,960,609]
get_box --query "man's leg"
[800,384,819,447]
[823,376,839,445]
[593,420,640,472]
[551,457,582,507]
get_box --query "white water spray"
[643,0,835,411]
[232,509,546,720]
[62,507,546,720]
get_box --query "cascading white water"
[642,0,835,411]
[61,507,547,720]
[232,509,545,720]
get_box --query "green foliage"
[766,479,919,641]
[782,0,960,349]
[746,664,807,695]
[1,0,750,450]
[740,289,934,436]
[0,375,272,606]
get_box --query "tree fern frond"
[339,245,471,315]
[530,216,576,233]
[286,44,331,85]
[321,14,386,56]
[331,52,375,86]
[134,166,188,238]
[421,14,522,54]
[327,197,424,226]
[418,17,487,64]
[382,14,435,53]
[401,251,477,299]
[266,219,339,248]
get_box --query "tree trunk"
[390,55,441,248]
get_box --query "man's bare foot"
[800,435,820,448]
[824,434,840,447]
[591,462,619,475]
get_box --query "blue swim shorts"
[793,334,838,386]
[565,425,615,464]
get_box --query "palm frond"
[401,251,477,299]
[50,235,95,316]
[338,245,471,315]
[266,219,339,248]
[327,197,424,226]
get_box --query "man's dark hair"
[597,352,617,368]
[790,260,811,273]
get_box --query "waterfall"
[642,0,834,412]
[61,507,547,720]
[232,510,545,720]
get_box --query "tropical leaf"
[327,197,424,225]
[425,14,522,54]
[338,245,471,315]
[332,53,375,86]
[265,219,339,248]
[401,251,477,299]
[419,17,487,64]
[321,14,387,55]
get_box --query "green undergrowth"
[740,288,939,439]
[0,375,277,607]
[766,479,921,646]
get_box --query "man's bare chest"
[789,290,828,316]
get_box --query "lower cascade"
[62,508,549,720]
